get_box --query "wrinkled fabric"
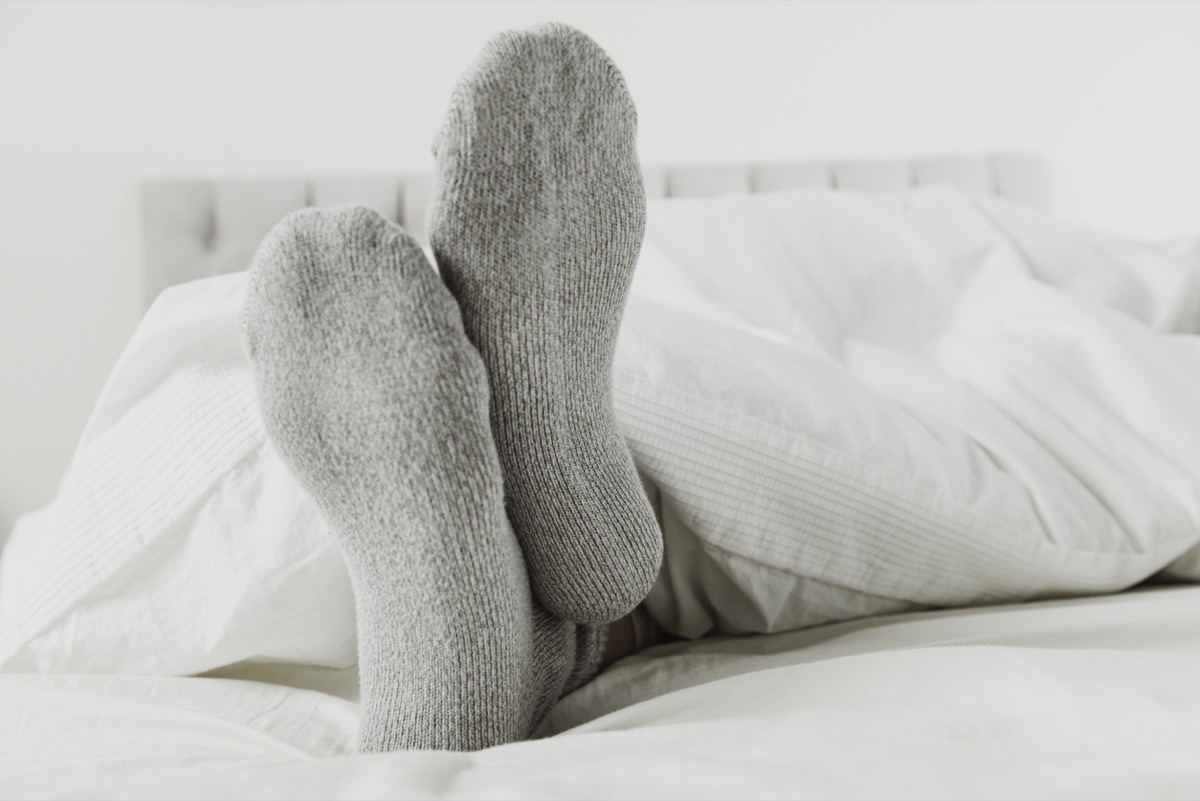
[617,187,1200,638]
[4,587,1200,799]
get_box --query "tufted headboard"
[140,153,1047,307]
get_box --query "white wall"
[2,0,1200,536]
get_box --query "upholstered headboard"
[140,153,1047,307]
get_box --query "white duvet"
[4,185,1200,677]
[619,186,1200,638]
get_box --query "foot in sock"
[241,205,606,751]
[428,22,663,624]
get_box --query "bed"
[4,153,1200,800]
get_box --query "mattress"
[4,584,1200,799]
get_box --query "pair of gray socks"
[242,23,661,752]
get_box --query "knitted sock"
[428,22,663,625]
[242,205,606,752]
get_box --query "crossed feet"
[242,23,663,752]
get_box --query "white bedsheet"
[5,585,1200,800]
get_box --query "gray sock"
[241,205,606,752]
[428,22,663,625]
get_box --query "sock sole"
[428,23,664,624]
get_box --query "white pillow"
[0,273,355,674]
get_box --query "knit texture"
[428,22,664,624]
[241,205,603,752]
